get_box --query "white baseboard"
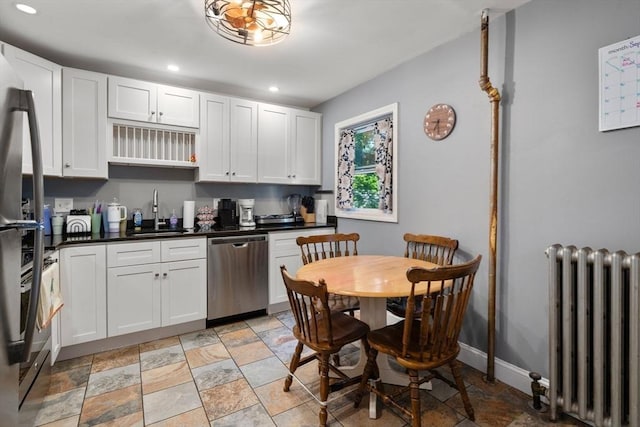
[386,312,550,403]
[457,342,549,403]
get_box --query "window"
[334,103,398,222]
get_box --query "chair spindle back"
[404,233,459,266]
[280,266,333,346]
[401,255,482,362]
[296,233,360,266]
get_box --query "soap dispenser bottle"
[169,209,178,229]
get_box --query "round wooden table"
[296,255,438,387]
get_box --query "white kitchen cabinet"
[62,67,108,178]
[257,104,321,185]
[268,228,334,311]
[229,98,259,182]
[198,96,258,182]
[106,238,206,337]
[108,76,199,128]
[291,109,322,185]
[59,245,107,346]
[198,93,229,181]
[2,43,62,176]
[161,259,206,325]
[107,263,161,336]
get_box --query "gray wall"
[25,166,315,220]
[314,0,640,377]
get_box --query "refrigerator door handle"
[7,89,44,365]
[0,220,42,231]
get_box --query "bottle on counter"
[133,208,143,230]
[169,209,178,229]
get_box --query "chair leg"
[284,341,304,392]
[332,353,341,366]
[354,346,378,408]
[450,359,475,421]
[409,369,421,427]
[319,353,330,427]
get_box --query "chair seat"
[293,311,369,353]
[368,320,460,371]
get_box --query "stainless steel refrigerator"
[0,54,45,425]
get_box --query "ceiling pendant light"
[204,0,291,47]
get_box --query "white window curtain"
[336,129,355,209]
[374,117,393,211]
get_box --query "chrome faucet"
[152,189,159,230]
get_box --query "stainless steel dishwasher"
[207,235,268,321]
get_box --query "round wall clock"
[424,104,456,141]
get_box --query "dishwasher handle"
[208,235,268,246]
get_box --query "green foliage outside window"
[352,124,380,209]
[353,173,379,208]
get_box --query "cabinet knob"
[225,171,229,176]
[287,175,291,178]
[155,273,160,278]
[292,174,296,178]
[151,111,155,115]
[232,172,236,176]
[65,162,71,168]
[163,272,168,278]
[159,112,163,116]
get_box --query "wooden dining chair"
[387,233,459,318]
[356,255,482,427]
[297,232,361,366]
[296,232,360,315]
[280,266,370,427]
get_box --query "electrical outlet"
[54,197,73,213]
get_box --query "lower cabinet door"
[107,264,161,336]
[60,245,107,346]
[161,259,206,326]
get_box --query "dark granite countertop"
[43,216,337,249]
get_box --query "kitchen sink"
[126,228,188,237]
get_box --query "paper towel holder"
[183,201,195,229]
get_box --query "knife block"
[300,206,315,223]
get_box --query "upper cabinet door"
[257,103,290,184]
[2,44,62,176]
[157,85,199,128]
[108,76,157,123]
[229,98,258,182]
[108,76,199,128]
[62,68,108,178]
[291,110,321,185]
[198,93,230,181]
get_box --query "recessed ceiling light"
[268,86,279,93]
[167,64,180,72]
[16,3,37,14]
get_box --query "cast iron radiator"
[546,244,640,426]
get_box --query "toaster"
[66,215,91,234]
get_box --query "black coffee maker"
[217,199,237,229]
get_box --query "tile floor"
[35,311,586,427]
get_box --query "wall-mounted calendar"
[598,35,640,132]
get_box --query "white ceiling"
[0,0,531,108]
